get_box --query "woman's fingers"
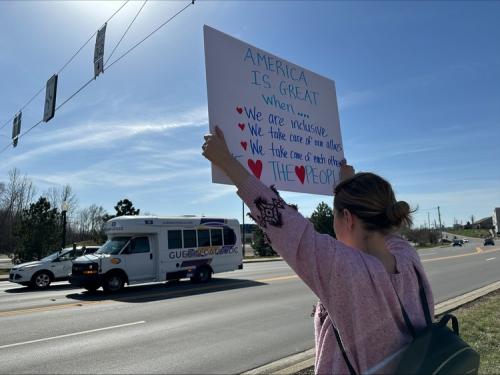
[215,125,225,141]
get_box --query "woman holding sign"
[202,126,434,374]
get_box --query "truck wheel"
[190,266,212,283]
[31,271,52,289]
[102,273,124,293]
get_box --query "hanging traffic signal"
[11,112,22,147]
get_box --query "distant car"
[484,238,495,246]
[462,238,469,243]
[452,240,463,247]
[9,245,101,289]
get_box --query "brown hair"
[334,172,413,233]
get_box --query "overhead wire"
[105,0,148,67]
[0,0,195,156]
[0,0,130,133]
[105,0,193,71]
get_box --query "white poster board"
[204,25,344,196]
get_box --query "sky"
[0,0,499,229]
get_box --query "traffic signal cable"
[0,1,130,133]
[0,0,195,155]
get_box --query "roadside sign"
[94,23,107,78]
[11,111,22,147]
[204,25,344,196]
[43,74,58,122]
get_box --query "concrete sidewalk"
[243,280,500,375]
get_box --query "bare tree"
[44,184,78,216]
[0,169,36,254]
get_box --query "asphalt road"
[0,239,499,374]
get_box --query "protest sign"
[204,25,344,196]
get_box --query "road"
[0,239,499,374]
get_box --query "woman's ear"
[343,209,354,230]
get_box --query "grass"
[447,289,500,374]
[447,228,492,238]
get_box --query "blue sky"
[1,1,499,228]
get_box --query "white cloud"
[2,105,208,168]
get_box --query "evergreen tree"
[15,197,60,261]
[310,202,336,238]
[102,199,140,223]
[252,226,276,257]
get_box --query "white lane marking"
[0,321,145,349]
[485,257,496,261]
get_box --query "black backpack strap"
[331,322,358,375]
[413,265,433,327]
[393,289,416,338]
[438,314,459,335]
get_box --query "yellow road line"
[0,275,300,318]
[422,247,500,263]
[0,300,108,317]
[257,275,299,283]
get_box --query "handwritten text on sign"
[204,25,344,196]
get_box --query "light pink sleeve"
[237,175,356,303]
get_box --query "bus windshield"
[96,237,131,255]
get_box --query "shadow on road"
[65,278,267,303]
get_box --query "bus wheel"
[102,273,124,293]
[191,266,212,283]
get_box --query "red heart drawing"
[236,107,243,114]
[295,165,306,184]
[248,159,263,179]
[240,141,247,150]
[238,123,245,131]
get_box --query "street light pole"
[61,201,68,250]
[242,200,245,258]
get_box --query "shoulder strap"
[332,323,358,375]
[330,265,433,375]
[413,265,433,327]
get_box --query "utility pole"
[428,212,431,229]
[437,206,443,239]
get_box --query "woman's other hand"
[340,160,355,182]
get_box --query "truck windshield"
[96,237,131,255]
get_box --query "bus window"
[197,229,210,247]
[211,229,223,246]
[183,230,197,248]
[168,230,183,249]
[223,227,236,245]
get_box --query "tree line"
[0,168,140,262]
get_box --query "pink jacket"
[237,175,435,374]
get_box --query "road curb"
[242,280,500,375]
[243,257,283,263]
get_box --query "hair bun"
[386,201,411,226]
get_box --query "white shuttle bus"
[70,216,243,292]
